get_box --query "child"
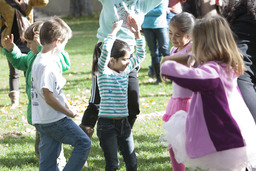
[161,14,256,170]
[79,0,163,138]
[31,17,91,170]
[161,12,195,171]
[95,19,146,170]
[3,20,69,166]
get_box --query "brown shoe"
[79,124,94,139]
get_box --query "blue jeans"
[34,117,91,171]
[97,117,137,171]
[143,28,170,64]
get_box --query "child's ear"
[110,57,115,63]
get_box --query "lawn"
[0,16,176,170]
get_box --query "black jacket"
[231,5,256,76]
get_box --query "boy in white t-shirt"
[31,17,91,170]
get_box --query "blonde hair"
[192,14,245,76]
[40,16,72,45]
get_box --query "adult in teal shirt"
[142,0,170,84]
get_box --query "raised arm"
[127,16,141,40]
[97,20,123,73]
[4,34,14,52]
[137,0,163,14]
[3,34,30,71]
[161,53,189,65]
[161,61,220,91]
[127,17,146,70]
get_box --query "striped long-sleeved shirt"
[97,34,146,118]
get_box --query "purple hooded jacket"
[161,60,246,158]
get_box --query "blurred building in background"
[34,0,101,18]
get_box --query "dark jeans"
[142,28,170,64]
[237,71,256,123]
[81,69,140,128]
[97,117,137,171]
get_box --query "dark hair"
[170,12,195,35]
[111,39,130,60]
[223,0,256,24]
[92,39,131,75]
[92,42,102,76]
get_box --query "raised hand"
[127,16,141,40]
[127,16,139,33]
[187,55,196,68]
[4,34,14,52]
[33,31,40,47]
[111,20,123,35]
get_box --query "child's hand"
[128,16,139,32]
[127,16,141,40]
[111,20,123,35]
[162,75,167,82]
[187,55,196,68]
[33,31,40,47]
[67,109,78,118]
[4,34,14,52]
[65,103,78,118]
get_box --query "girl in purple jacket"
[161,14,256,171]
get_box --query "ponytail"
[92,42,102,75]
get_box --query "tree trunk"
[69,0,93,17]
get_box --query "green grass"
[0,16,175,170]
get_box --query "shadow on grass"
[0,151,38,168]
[64,78,91,91]
[77,133,170,170]
[63,136,106,171]
[63,71,91,76]
[0,85,26,94]
[0,135,38,169]
[0,85,26,92]
[139,93,170,98]
[0,131,171,170]
[0,135,35,146]
[0,88,8,92]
